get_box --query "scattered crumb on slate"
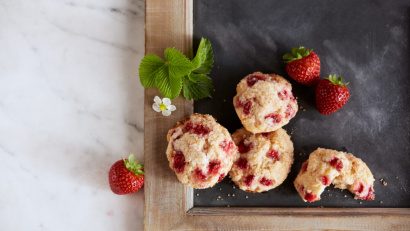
[380,201,384,204]
[219,188,222,191]
[196,193,199,196]
[232,194,235,197]
[245,195,249,199]
[359,202,363,204]
[227,194,231,197]
[380,178,388,186]
[344,195,347,198]
[396,176,399,179]
[227,205,230,207]
[218,195,221,199]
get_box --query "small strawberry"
[109,154,144,195]
[283,46,320,85]
[315,75,350,115]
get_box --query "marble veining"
[0,0,145,230]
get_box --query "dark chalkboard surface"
[193,0,410,207]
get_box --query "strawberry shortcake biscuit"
[166,113,238,189]
[233,72,298,133]
[229,128,294,192]
[294,148,375,202]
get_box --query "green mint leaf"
[139,54,165,87]
[192,38,214,74]
[183,73,213,100]
[164,47,195,77]
[155,65,183,99]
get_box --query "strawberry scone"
[229,128,294,192]
[166,113,238,189]
[233,72,298,133]
[294,148,375,203]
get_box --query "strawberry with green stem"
[109,154,144,195]
[283,46,320,85]
[315,75,350,115]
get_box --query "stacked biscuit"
[166,72,375,202]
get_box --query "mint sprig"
[139,38,214,100]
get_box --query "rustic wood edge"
[144,0,194,230]
[144,0,409,230]
[188,207,410,216]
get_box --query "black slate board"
[193,0,410,207]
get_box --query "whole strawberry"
[109,154,144,195]
[315,75,350,115]
[283,46,320,85]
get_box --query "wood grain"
[144,0,410,230]
[144,0,194,230]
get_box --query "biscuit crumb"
[245,195,249,199]
[380,178,388,186]
[227,194,231,197]
[359,202,362,204]
[196,193,199,196]
[232,194,235,197]
[380,201,383,204]
[344,195,347,198]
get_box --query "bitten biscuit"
[294,148,375,202]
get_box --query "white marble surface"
[0,0,145,230]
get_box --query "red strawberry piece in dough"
[304,192,317,202]
[354,182,365,194]
[266,149,280,161]
[235,158,248,170]
[244,175,255,186]
[364,187,375,200]
[315,75,350,115]
[183,122,210,136]
[301,161,308,173]
[220,140,234,153]
[285,104,295,118]
[261,132,270,137]
[218,173,226,182]
[237,139,253,153]
[278,89,289,100]
[194,168,207,181]
[247,73,267,87]
[172,151,186,173]
[321,176,331,186]
[265,113,282,123]
[283,47,320,86]
[108,154,144,195]
[236,98,253,115]
[208,160,221,175]
[329,157,343,171]
[259,177,273,186]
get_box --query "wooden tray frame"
[144,0,410,230]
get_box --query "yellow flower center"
[159,103,167,111]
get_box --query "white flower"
[152,96,176,116]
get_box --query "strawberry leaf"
[164,47,195,78]
[154,65,183,99]
[183,73,213,100]
[192,38,214,74]
[139,54,165,87]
